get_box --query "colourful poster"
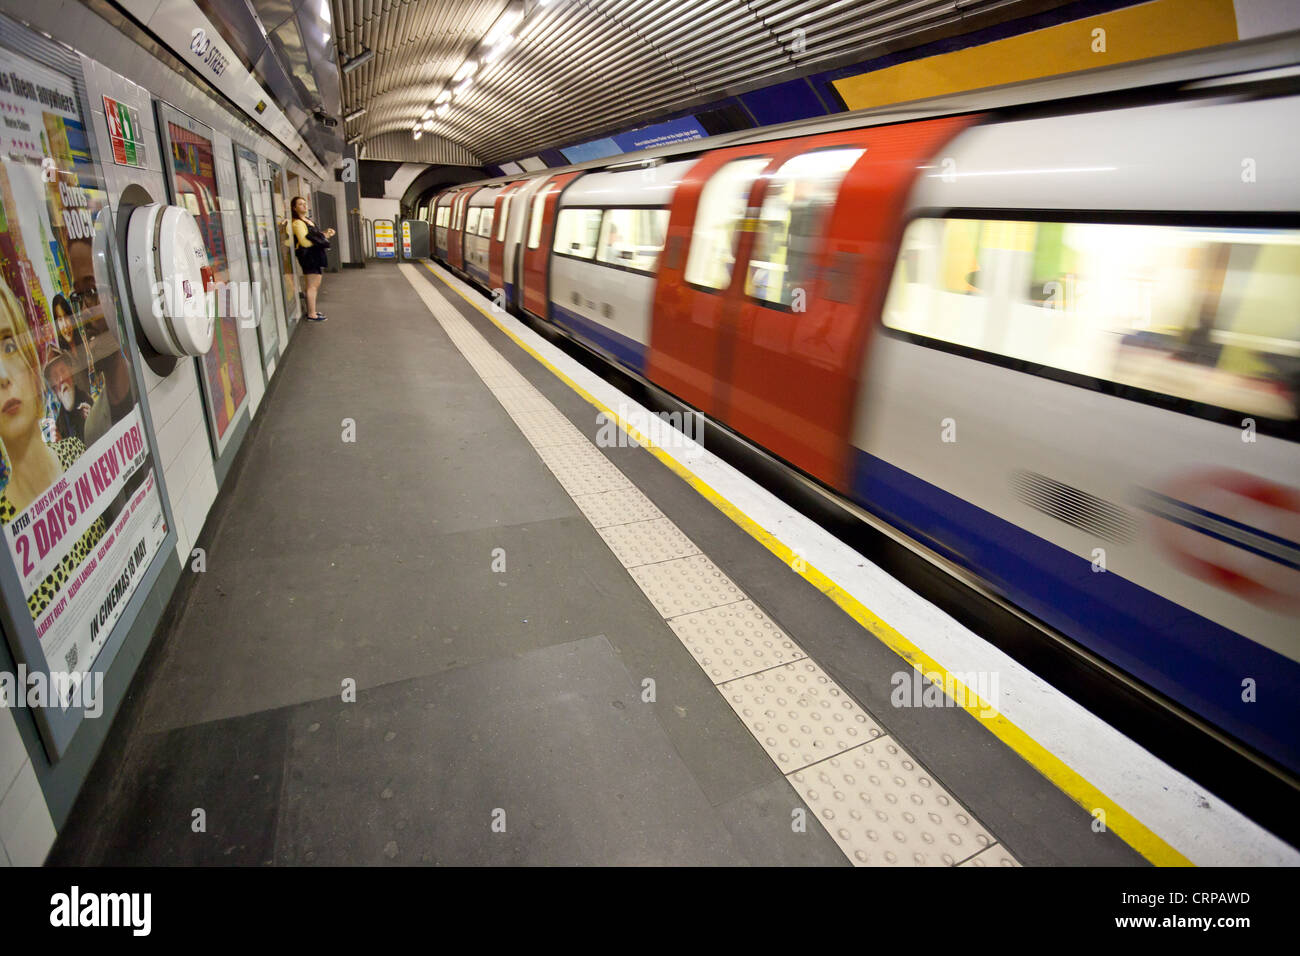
[165,117,247,443]
[0,45,167,695]
[266,160,298,328]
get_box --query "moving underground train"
[427,52,1300,779]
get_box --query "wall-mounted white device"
[126,203,214,356]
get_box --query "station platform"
[44,262,1292,867]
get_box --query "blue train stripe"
[549,301,646,373]
[467,261,490,285]
[850,448,1300,775]
[1137,489,1300,571]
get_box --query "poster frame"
[152,98,251,461]
[265,158,300,336]
[0,18,178,761]
[232,143,282,378]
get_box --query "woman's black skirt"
[296,244,328,275]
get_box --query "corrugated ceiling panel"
[335,0,1055,163]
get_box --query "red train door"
[722,116,974,486]
[520,172,580,320]
[648,143,781,417]
[448,186,477,271]
[489,180,527,294]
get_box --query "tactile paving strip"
[506,408,587,448]
[959,844,1021,867]
[669,601,806,683]
[720,660,884,772]
[492,385,555,414]
[598,517,701,568]
[402,264,1016,867]
[535,442,633,497]
[571,488,664,528]
[788,738,1001,866]
[629,554,746,618]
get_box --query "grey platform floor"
[48,262,1144,866]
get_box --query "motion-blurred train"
[428,45,1300,777]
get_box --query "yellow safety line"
[419,260,1193,867]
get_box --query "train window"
[527,183,555,249]
[496,195,511,241]
[745,148,864,306]
[596,208,669,273]
[435,206,449,228]
[479,208,494,238]
[466,207,481,234]
[553,208,603,259]
[883,217,1300,421]
[684,157,771,290]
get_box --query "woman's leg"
[305,274,321,317]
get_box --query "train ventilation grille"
[1012,471,1135,544]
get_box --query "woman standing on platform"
[291,196,335,322]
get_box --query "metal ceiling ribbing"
[336,0,510,147]
[335,0,1058,165]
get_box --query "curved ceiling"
[334,0,1066,165]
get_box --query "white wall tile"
[176,424,214,494]
[146,360,200,429]
[173,512,192,569]
[153,392,200,472]
[179,466,219,540]
[0,708,26,802]
[0,762,55,866]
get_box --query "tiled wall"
[0,707,54,866]
[0,0,325,863]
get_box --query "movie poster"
[0,45,167,699]
[266,159,299,329]
[164,117,247,446]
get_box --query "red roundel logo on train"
[1143,470,1300,613]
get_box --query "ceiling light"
[485,8,523,46]
[341,48,374,73]
[344,107,366,122]
[453,61,477,83]
[413,129,422,140]
[422,119,434,131]
[483,37,513,64]
[320,0,331,23]
[435,104,449,117]
[454,77,473,98]
[435,90,451,104]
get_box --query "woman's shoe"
[306,312,327,322]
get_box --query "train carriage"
[431,59,1300,778]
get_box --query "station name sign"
[188,28,229,78]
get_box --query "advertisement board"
[266,159,299,332]
[155,102,249,456]
[0,40,169,757]
[233,145,282,377]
